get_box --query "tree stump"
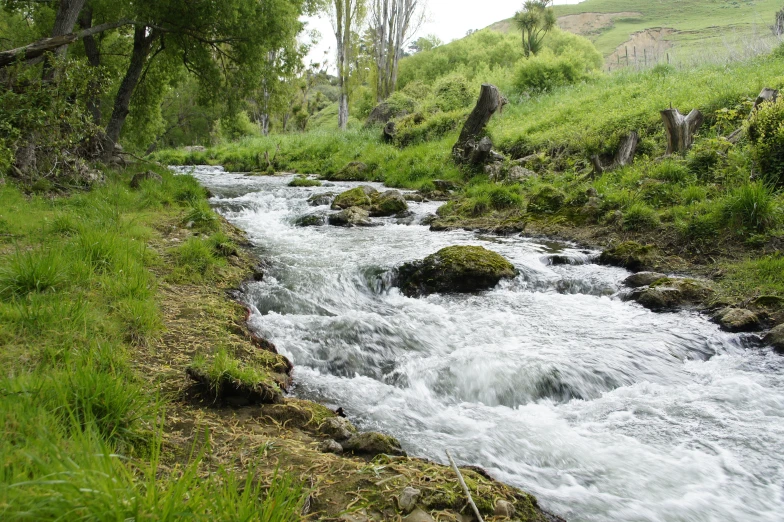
[661,108,703,155]
[752,88,779,114]
[453,84,507,165]
[590,131,639,175]
[382,121,396,143]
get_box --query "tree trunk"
[752,88,778,114]
[660,108,703,155]
[590,131,639,175]
[42,0,87,79]
[452,84,507,164]
[775,9,784,36]
[382,121,395,142]
[103,27,158,159]
[338,93,349,130]
[79,8,102,125]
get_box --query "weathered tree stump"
[590,131,639,175]
[727,88,779,143]
[453,84,507,165]
[382,121,396,143]
[661,108,703,155]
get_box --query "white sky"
[303,0,586,70]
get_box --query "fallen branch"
[446,450,484,522]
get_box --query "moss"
[527,185,566,215]
[331,187,374,210]
[397,245,517,296]
[288,177,322,187]
[598,241,655,271]
[327,161,371,181]
[369,190,408,216]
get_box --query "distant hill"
[488,0,783,67]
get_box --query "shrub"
[681,185,708,205]
[183,201,219,232]
[686,139,730,183]
[527,185,566,214]
[432,74,475,112]
[207,231,239,258]
[747,98,784,186]
[514,48,595,93]
[721,182,779,232]
[622,202,660,231]
[653,160,692,184]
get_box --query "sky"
[303,0,586,69]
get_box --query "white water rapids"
[183,166,784,522]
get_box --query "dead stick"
[446,450,484,522]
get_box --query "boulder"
[715,308,761,332]
[432,179,457,192]
[398,487,421,514]
[318,416,356,441]
[331,162,370,181]
[294,214,326,227]
[402,508,435,522]
[507,165,536,181]
[405,194,425,202]
[308,192,336,206]
[318,439,344,454]
[329,207,373,227]
[628,277,713,311]
[396,246,517,297]
[623,272,667,288]
[527,186,565,214]
[494,499,516,518]
[341,431,406,457]
[763,324,784,353]
[370,190,408,216]
[599,241,655,272]
[331,186,377,210]
[130,170,163,189]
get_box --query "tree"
[408,33,441,54]
[514,0,555,57]
[369,0,425,101]
[329,0,366,129]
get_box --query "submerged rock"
[331,186,377,210]
[628,277,713,311]
[294,213,326,227]
[396,246,517,297]
[328,207,373,227]
[715,308,761,332]
[341,431,406,457]
[308,192,336,206]
[763,324,784,352]
[623,272,667,288]
[599,241,655,272]
[370,190,408,216]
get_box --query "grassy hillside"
[491,0,783,64]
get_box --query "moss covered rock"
[763,324,784,353]
[527,186,566,214]
[330,162,370,181]
[599,241,655,272]
[308,192,336,206]
[331,186,377,210]
[328,207,373,227]
[370,190,408,216]
[397,246,517,297]
[628,277,714,311]
[341,431,406,457]
[623,272,667,288]
[715,308,761,332]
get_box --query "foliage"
[721,182,779,233]
[747,97,784,186]
[514,0,556,57]
[513,48,594,93]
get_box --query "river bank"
[0,165,562,521]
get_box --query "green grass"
[189,348,273,395]
[0,167,306,521]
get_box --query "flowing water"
[182,166,784,522]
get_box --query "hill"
[489,0,783,67]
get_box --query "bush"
[686,139,730,183]
[622,202,660,231]
[653,160,692,184]
[527,185,566,214]
[721,182,779,232]
[747,98,784,186]
[432,74,475,112]
[183,201,219,232]
[514,48,595,93]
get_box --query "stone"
[507,165,536,181]
[599,241,655,272]
[308,192,335,206]
[716,308,761,332]
[370,190,408,216]
[763,324,784,353]
[398,487,421,514]
[129,170,162,189]
[494,499,516,518]
[328,207,373,227]
[432,179,457,192]
[295,214,326,227]
[318,416,356,441]
[396,246,517,297]
[252,268,265,282]
[623,272,667,288]
[318,439,344,454]
[628,277,713,311]
[341,431,406,457]
[331,186,377,210]
[402,508,435,522]
[331,161,369,181]
[340,510,370,522]
[405,194,424,202]
[484,162,503,180]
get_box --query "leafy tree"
[514,0,555,57]
[409,34,442,54]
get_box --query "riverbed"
[183,166,784,522]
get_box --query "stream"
[182,166,784,522]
